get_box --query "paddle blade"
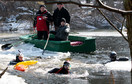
[1,44,13,50]
[42,49,45,55]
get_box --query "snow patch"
[0,20,32,31]
[86,24,97,29]
[7,15,18,22]
[17,7,28,11]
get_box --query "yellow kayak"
[15,60,38,67]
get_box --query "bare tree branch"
[121,17,126,32]
[43,0,132,15]
[1,0,132,15]
[112,13,126,32]
[112,13,123,23]
[97,8,128,42]
[44,0,101,8]
[96,0,132,15]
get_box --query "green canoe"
[20,34,96,53]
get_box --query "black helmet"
[110,51,117,61]
[63,61,71,70]
[63,61,70,66]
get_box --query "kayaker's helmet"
[63,61,71,70]
[16,52,24,57]
[16,53,24,62]
[110,51,117,61]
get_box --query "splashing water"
[0,30,131,84]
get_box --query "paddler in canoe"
[33,5,53,40]
[50,18,70,41]
[48,61,71,74]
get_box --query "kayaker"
[53,2,70,31]
[33,5,53,40]
[48,61,71,74]
[9,53,24,65]
[103,51,129,64]
[50,18,70,41]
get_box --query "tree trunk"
[123,0,132,73]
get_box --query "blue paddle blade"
[1,44,13,50]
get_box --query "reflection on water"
[0,29,131,84]
[0,30,33,38]
[73,29,127,37]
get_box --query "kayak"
[14,60,38,72]
[20,34,96,53]
[15,60,38,66]
[14,64,28,72]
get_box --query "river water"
[0,29,131,84]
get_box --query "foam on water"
[0,72,27,84]
[0,43,71,84]
[0,43,70,58]
[0,30,131,84]
[105,61,131,71]
[62,70,89,78]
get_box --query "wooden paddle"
[0,67,8,78]
[42,33,50,55]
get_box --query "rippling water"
[0,29,131,84]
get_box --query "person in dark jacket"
[103,51,129,64]
[53,3,70,31]
[48,61,71,74]
[33,5,53,40]
[50,18,70,41]
[9,53,24,65]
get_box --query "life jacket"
[36,11,48,31]
[55,67,69,74]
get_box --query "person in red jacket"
[33,5,53,40]
[48,61,71,74]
